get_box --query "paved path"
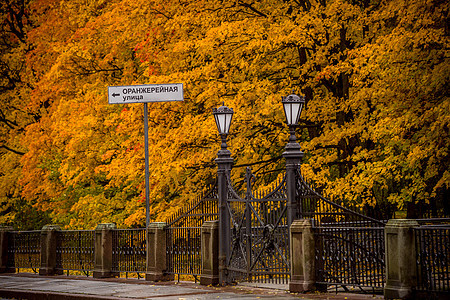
[0,274,384,300]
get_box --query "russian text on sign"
[108,83,183,104]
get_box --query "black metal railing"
[314,226,385,291]
[166,226,202,277]
[415,225,450,293]
[1,219,447,296]
[6,231,41,273]
[112,228,147,277]
[56,230,95,276]
[295,167,386,292]
[165,185,218,278]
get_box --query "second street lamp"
[281,92,305,227]
[282,94,305,126]
[213,102,234,285]
[282,93,305,149]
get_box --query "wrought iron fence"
[165,185,218,278]
[112,228,147,277]
[6,231,41,273]
[294,168,386,291]
[1,221,449,296]
[314,226,385,291]
[415,225,450,293]
[56,230,95,276]
[166,225,202,277]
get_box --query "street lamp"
[282,93,305,147]
[281,92,305,226]
[213,103,234,152]
[213,102,234,285]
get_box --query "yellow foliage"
[0,0,447,229]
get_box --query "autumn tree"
[131,0,449,218]
[4,0,448,229]
[0,0,53,229]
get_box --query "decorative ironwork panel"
[314,226,385,289]
[296,168,385,227]
[112,228,146,274]
[415,225,450,293]
[226,168,290,284]
[165,184,218,276]
[166,226,202,276]
[7,231,41,272]
[56,230,95,274]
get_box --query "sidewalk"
[0,274,384,300]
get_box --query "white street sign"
[108,83,184,104]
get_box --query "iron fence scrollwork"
[415,224,450,294]
[295,168,386,291]
[111,228,147,278]
[314,226,385,292]
[165,184,218,279]
[6,231,41,273]
[56,230,95,276]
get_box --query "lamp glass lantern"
[213,104,234,135]
[282,94,305,126]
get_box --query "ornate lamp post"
[213,103,234,284]
[282,93,305,226]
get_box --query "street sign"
[108,83,184,104]
[107,82,184,228]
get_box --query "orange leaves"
[1,0,447,230]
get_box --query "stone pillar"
[384,219,419,300]
[0,226,14,273]
[93,223,117,278]
[200,220,219,286]
[39,225,62,275]
[146,222,173,281]
[289,219,316,293]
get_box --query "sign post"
[143,103,150,227]
[108,83,184,228]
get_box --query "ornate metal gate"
[164,162,386,289]
[225,167,290,284]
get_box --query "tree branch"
[0,145,25,155]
